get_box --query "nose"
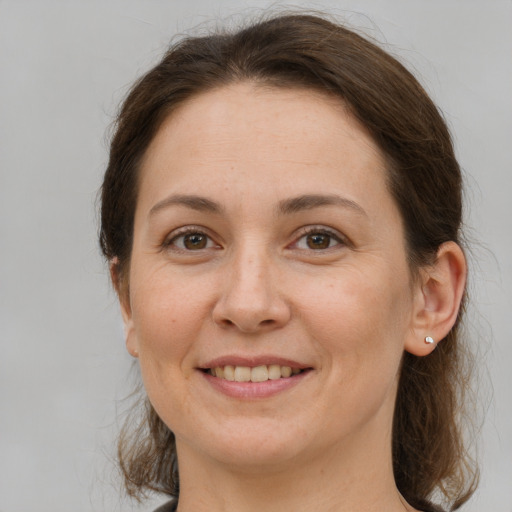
[212,247,291,333]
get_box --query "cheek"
[301,267,409,328]
[129,268,212,365]
[128,274,206,422]
[295,265,411,370]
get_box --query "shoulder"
[421,504,446,512]
[150,499,444,512]
[153,500,177,512]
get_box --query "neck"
[175,425,415,512]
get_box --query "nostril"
[220,319,234,327]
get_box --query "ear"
[405,241,466,356]
[110,258,139,358]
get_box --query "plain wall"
[1,1,511,511]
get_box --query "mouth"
[202,364,309,382]
[199,358,313,399]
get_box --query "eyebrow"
[277,194,367,217]
[149,194,224,216]
[148,193,367,218]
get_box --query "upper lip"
[199,355,311,370]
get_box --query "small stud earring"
[425,336,435,345]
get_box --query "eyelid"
[161,224,349,252]
[163,225,221,251]
[289,225,349,250]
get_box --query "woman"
[99,13,478,512]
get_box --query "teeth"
[234,366,251,382]
[268,364,281,380]
[223,365,235,381]
[281,366,292,378]
[251,365,268,382]
[210,364,302,381]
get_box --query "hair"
[100,12,478,511]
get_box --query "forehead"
[138,83,389,202]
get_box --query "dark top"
[153,501,177,512]
[152,499,444,512]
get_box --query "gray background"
[1,1,511,511]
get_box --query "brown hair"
[100,12,477,511]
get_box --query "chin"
[177,417,312,470]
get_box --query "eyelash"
[163,225,347,253]
[291,226,347,251]
[164,226,219,252]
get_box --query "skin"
[118,83,466,512]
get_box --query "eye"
[293,228,345,250]
[166,229,219,251]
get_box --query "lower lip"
[200,370,311,399]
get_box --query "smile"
[205,364,305,382]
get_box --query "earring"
[424,336,435,345]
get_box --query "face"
[122,83,420,471]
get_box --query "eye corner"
[162,226,223,254]
[289,225,348,252]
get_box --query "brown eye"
[183,233,208,250]
[306,233,331,249]
[168,230,217,251]
[293,228,345,251]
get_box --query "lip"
[197,354,313,400]
[199,355,309,370]
[200,368,312,399]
